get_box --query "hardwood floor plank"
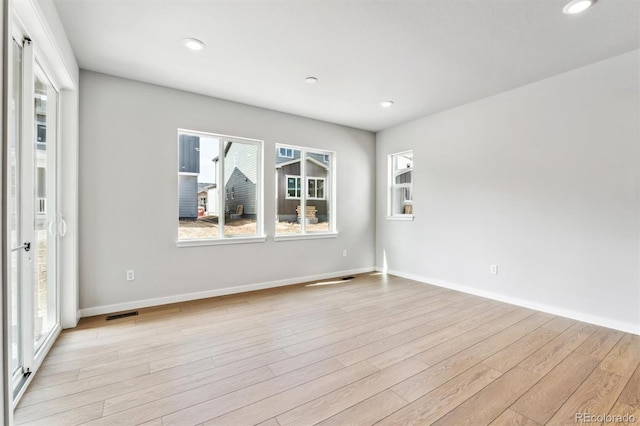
[276,358,426,426]
[431,367,539,426]
[483,326,560,373]
[16,401,104,426]
[102,349,288,416]
[136,420,163,426]
[574,327,624,359]
[334,302,499,367]
[14,358,214,424]
[367,305,530,370]
[166,361,379,426]
[490,409,540,426]
[315,390,407,426]
[540,316,576,333]
[267,300,492,377]
[598,333,640,378]
[413,318,516,367]
[19,363,150,407]
[511,351,600,424]
[607,402,640,424]
[256,418,282,426]
[379,363,502,425]
[518,322,598,377]
[392,312,550,403]
[83,365,278,425]
[95,357,350,426]
[546,368,628,425]
[617,364,640,409]
[27,369,79,391]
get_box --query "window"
[307,177,325,199]
[286,175,301,198]
[178,129,263,244]
[276,145,335,237]
[278,147,294,158]
[389,151,413,218]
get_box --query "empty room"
[1,0,639,424]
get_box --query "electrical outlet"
[343,249,348,257]
[126,270,135,281]
[490,264,498,275]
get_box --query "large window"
[275,145,335,236]
[177,130,263,243]
[389,151,413,218]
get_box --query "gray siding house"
[276,149,329,223]
[178,134,200,220]
[209,142,258,219]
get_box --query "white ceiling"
[53,0,639,132]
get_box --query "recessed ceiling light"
[380,100,394,108]
[563,0,595,14]
[183,38,205,51]
[305,77,318,84]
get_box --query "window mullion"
[219,139,225,237]
[300,149,306,234]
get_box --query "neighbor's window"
[178,130,263,242]
[286,175,301,199]
[275,145,335,237]
[278,147,294,158]
[389,150,413,218]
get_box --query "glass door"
[33,65,58,354]
[6,36,60,398]
[8,38,24,387]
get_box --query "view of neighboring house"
[207,142,258,219]
[178,134,200,220]
[197,182,212,214]
[276,148,329,223]
[179,134,258,221]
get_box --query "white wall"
[376,51,640,333]
[79,71,376,314]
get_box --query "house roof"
[53,0,639,132]
[276,156,329,170]
[198,182,214,193]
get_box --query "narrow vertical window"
[388,151,414,218]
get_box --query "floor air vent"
[106,311,139,321]
[342,276,355,280]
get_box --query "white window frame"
[177,129,265,246]
[307,177,326,200]
[278,147,293,158]
[387,150,414,221]
[275,144,337,241]
[285,175,301,199]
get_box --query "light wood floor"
[15,273,640,425]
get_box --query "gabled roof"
[276,156,329,170]
[198,182,214,193]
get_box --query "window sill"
[386,215,414,221]
[274,232,339,242]
[176,235,267,247]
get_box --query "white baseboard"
[377,267,640,336]
[80,267,375,318]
